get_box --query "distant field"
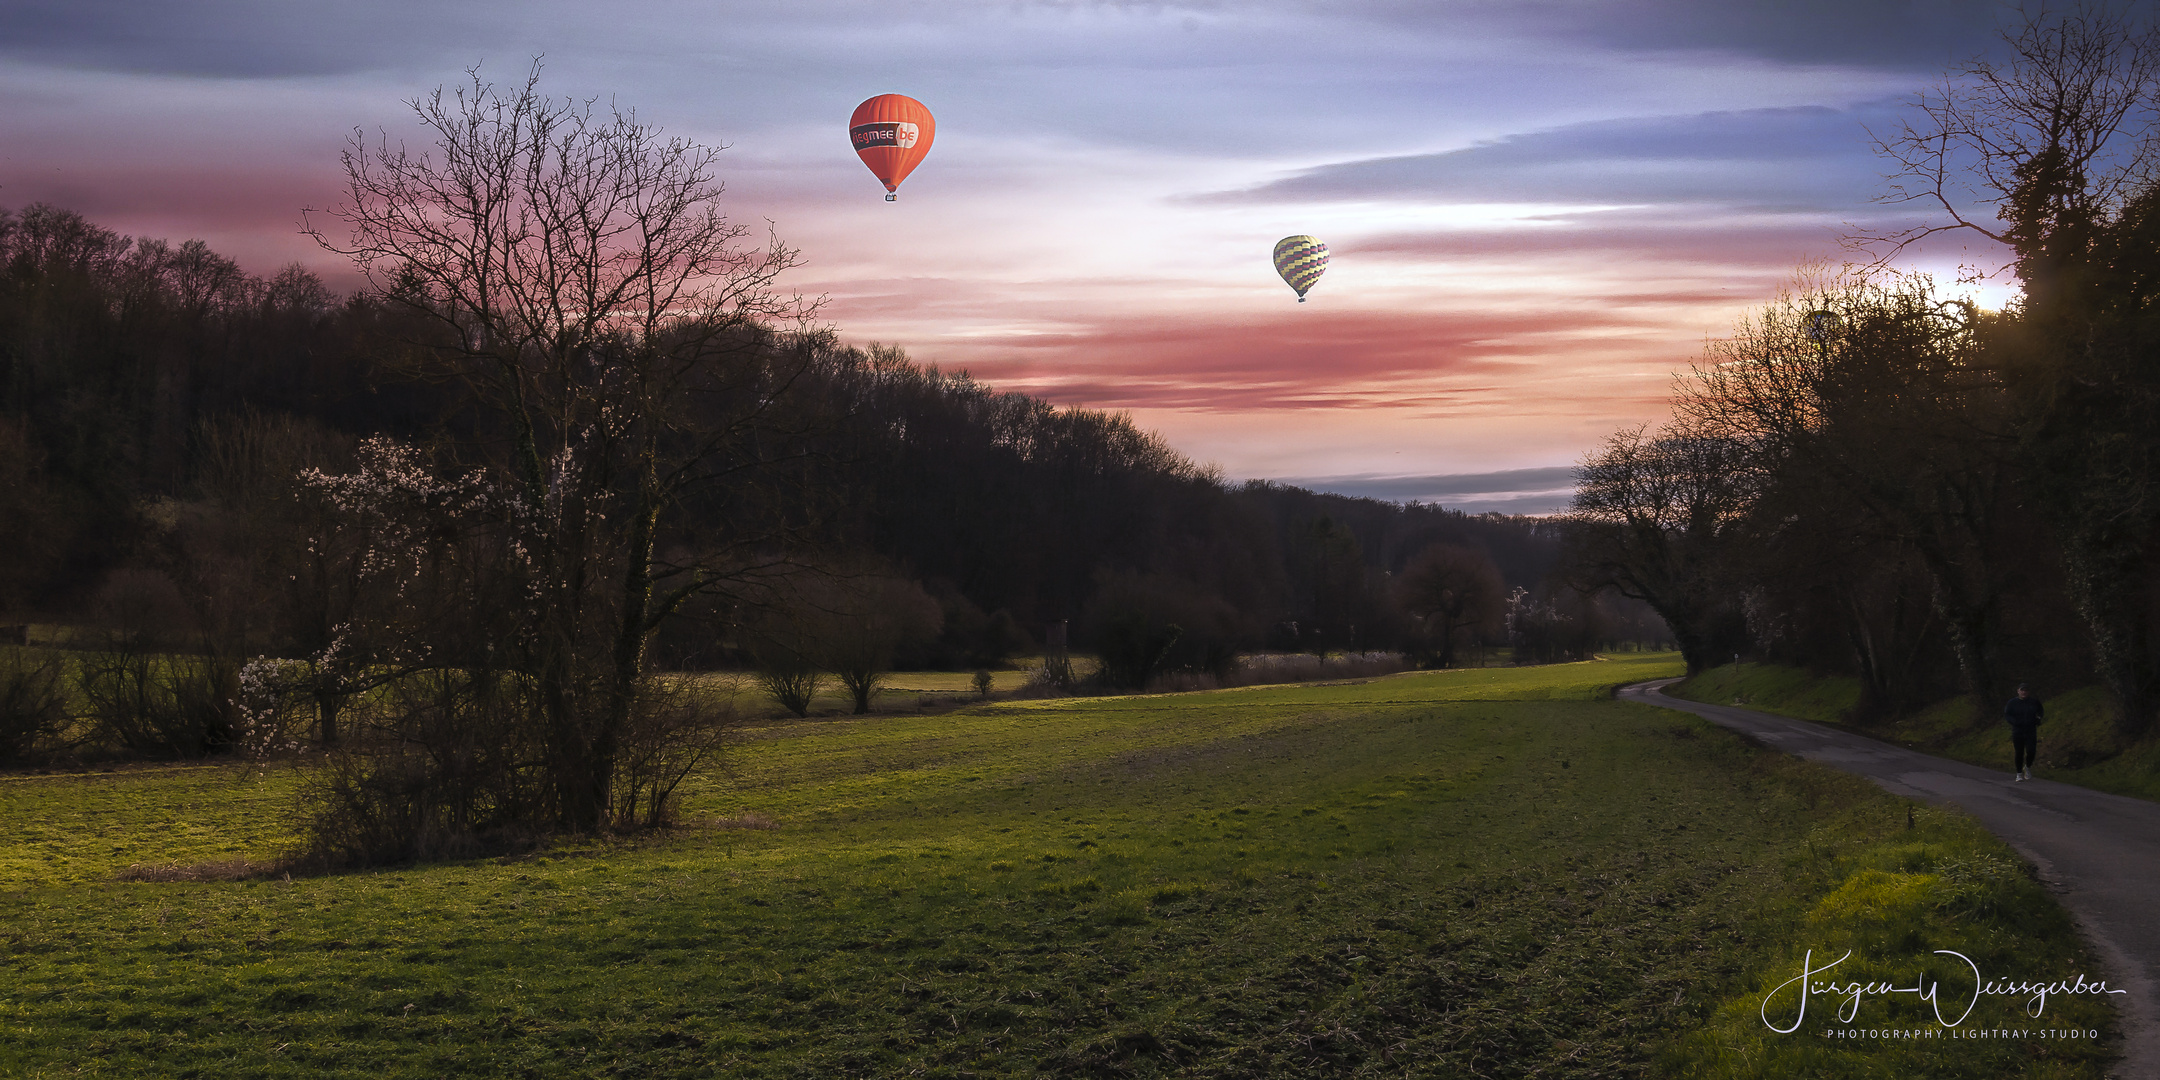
[846,667,1033,696]
[0,643,1036,727]
[0,655,2116,1077]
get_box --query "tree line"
[0,203,1614,685]
[1566,7,2160,740]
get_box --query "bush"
[293,668,540,867]
[77,645,240,759]
[610,679,735,827]
[1082,569,1249,690]
[0,648,69,765]
[1093,611,1182,690]
[231,657,314,761]
[753,651,824,718]
[1021,653,1077,696]
[291,668,733,869]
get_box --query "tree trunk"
[586,483,664,830]
[315,686,340,747]
[1656,601,1713,676]
[2061,529,2158,738]
[1434,614,1459,668]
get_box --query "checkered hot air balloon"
[1273,236,1328,302]
[850,94,936,202]
[1805,309,1842,344]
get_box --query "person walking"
[2005,683,2044,781]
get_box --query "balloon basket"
[886,193,897,202]
[1298,297,1306,303]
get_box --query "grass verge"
[1670,663,2160,802]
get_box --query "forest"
[0,200,1638,673]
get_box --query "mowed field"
[0,655,2118,1078]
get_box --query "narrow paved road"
[1622,679,2160,1079]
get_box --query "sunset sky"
[0,1,2023,512]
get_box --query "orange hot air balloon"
[850,94,935,201]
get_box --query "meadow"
[0,655,2117,1077]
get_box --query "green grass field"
[0,655,2118,1077]
[1672,663,2160,803]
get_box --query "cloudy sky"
[0,0,2023,512]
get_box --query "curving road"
[1621,679,2160,1079]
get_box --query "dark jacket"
[2004,695,2044,729]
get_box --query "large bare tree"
[1564,419,1756,675]
[1396,543,1503,668]
[1862,3,2159,282]
[306,64,817,834]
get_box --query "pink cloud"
[837,306,1689,416]
[1,156,360,286]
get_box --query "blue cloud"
[1276,465,1581,515]
[1512,0,2006,71]
[0,0,489,77]
[1203,104,1904,210]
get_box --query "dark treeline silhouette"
[0,204,1604,701]
[1565,8,2160,742]
[800,344,1588,671]
[0,203,421,612]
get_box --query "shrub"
[0,648,69,765]
[755,657,824,718]
[293,668,543,867]
[292,668,732,868]
[78,646,240,759]
[1083,569,1248,689]
[1018,653,1077,696]
[610,679,736,827]
[232,657,314,761]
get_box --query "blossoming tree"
[305,64,817,842]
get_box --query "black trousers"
[2011,726,2037,772]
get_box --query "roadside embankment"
[1669,663,2160,803]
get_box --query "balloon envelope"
[1804,309,1842,343]
[851,94,936,200]
[1273,235,1328,301]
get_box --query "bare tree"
[306,64,817,834]
[817,575,942,714]
[1861,3,2160,277]
[1564,420,1756,675]
[1397,543,1503,668]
